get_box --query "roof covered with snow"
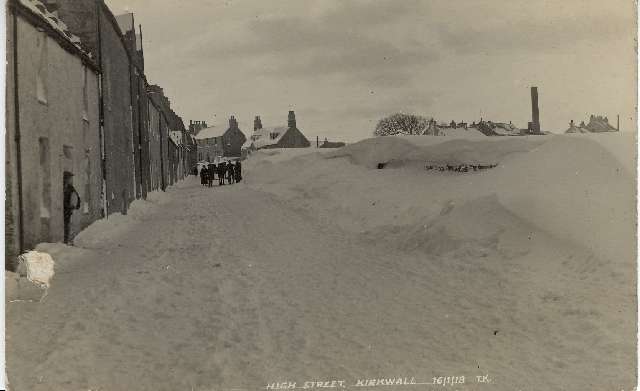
[18,0,88,58]
[195,126,227,140]
[251,126,289,149]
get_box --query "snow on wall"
[18,0,87,56]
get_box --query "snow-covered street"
[6,134,637,391]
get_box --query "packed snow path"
[7,176,634,391]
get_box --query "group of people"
[197,160,242,187]
[425,163,498,172]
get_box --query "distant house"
[319,138,346,148]
[565,115,619,134]
[471,120,523,136]
[247,111,311,151]
[195,116,246,160]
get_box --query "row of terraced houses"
[5,0,197,268]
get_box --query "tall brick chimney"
[254,116,263,131]
[530,86,540,133]
[288,111,296,129]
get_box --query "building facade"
[52,0,137,215]
[6,0,102,264]
[195,116,247,160]
[6,0,194,269]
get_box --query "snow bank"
[74,189,173,249]
[242,133,635,388]
[245,133,635,264]
[325,137,420,169]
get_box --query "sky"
[106,0,637,142]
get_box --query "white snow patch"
[17,251,55,288]
[74,189,174,249]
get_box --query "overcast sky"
[106,0,637,142]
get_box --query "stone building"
[6,0,192,269]
[115,12,149,199]
[50,0,136,215]
[147,97,165,191]
[6,0,102,263]
[195,116,247,160]
[249,111,311,150]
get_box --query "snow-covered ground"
[6,132,636,391]
[243,132,636,389]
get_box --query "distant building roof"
[251,126,288,149]
[194,126,227,140]
[585,115,617,132]
[565,115,618,134]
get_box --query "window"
[36,33,48,104]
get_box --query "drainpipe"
[158,114,166,191]
[96,1,108,217]
[11,2,25,256]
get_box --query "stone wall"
[8,13,102,249]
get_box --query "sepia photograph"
[3,0,638,390]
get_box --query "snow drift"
[247,133,635,265]
[243,132,636,389]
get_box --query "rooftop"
[194,126,227,140]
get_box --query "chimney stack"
[288,111,296,129]
[229,116,238,129]
[254,116,263,131]
[530,86,540,134]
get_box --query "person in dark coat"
[235,161,242,183]
[200,166,208,186]
[218,162,226,185]
[227,163,235,184]
[63,171,81,244]
[208,163,216,187]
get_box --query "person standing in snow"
[235,160,242,183]
[200,166,208,186]
[227,163,235,184]
[218,162,226,185]
[63,171,81,244]
[208,163,216,187]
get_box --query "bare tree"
[374,113,430,136]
